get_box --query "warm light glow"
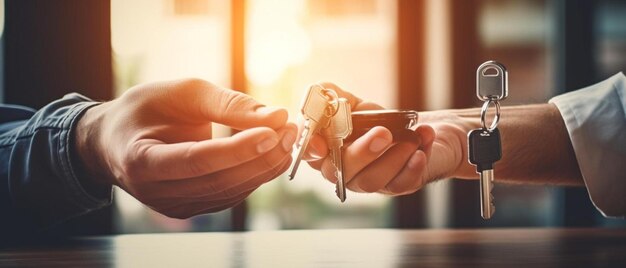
[246,0,312,86]
[111,0,231,96]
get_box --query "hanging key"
[321,98,352,202]
[471,60,508,219]
[288,84,338,180]
[468,127,502,219]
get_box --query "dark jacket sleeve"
[0,93,113,239]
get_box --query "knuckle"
[177,78,212,90]
[221,91,253,115]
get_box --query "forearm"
[430,103,583,185]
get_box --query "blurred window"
[596,0,626,78]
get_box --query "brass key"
[288,84,338,180]
[322,98,352,202]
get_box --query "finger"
[381,125,437,195]
[306,157,325,171]
[317,82,384,111]
[133,125,296,181]
[415,125,436,154]
[147,124,213,144]
[382,150,429,195]
[144,154,292,208]
[198,155,292,200]
[346,141,421,193]
[178,79,288,130]
[320,126,393,183]
[150,186,255,213]
[303,133,328,160]
[378,126,433,195]
[156,128,294,198]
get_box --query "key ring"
[319,86,340,117]
[480,98,500,132]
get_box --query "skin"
[305,83,583,196]
[74,79,297,219]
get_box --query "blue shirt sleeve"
[0,93,113,238]
[550,72,626,218]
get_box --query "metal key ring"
[320,86,340,117]
[480,99,500,132]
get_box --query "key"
[321,98,352,202]
[288,84,338,180]
[468,128,502,219]
[476,61,508,101]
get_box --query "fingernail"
[407,151,423,170]
[257,106,283,115]
[257,137,279,153]
[369,137,390,153]
[282,131,296,151]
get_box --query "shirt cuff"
[58,100,113,216]
[549,72,626,218]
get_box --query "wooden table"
[1,228,625,267]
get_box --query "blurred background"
[0,0,624,235]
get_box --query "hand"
[74,79,297,218]
[304,83,475,196]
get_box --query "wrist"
[449,110,482,179]
[74,101,116,187]
[421,109,482,180]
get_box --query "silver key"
[476,61,508,101]
[472,60,508,220]
[322,98,352,202]
[288,84,338,180]
[468,128,501,219]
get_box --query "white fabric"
[550,72,626,218]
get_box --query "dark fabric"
[0,93,112,241]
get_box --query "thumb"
[192,80,288,130]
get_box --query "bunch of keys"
[289,84,353,202]
[289,85,421,202]
[468,61,508,220]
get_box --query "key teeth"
[335,187,346,203]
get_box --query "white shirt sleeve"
[549,72,626,218]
